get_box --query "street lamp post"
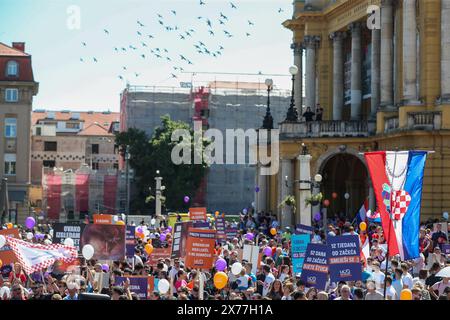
[125,145,130,225]
[155,170,166,225]
[262,78,274,129]
[285,65,299,122]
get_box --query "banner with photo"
[171,221,192,259]
[327,235,362,282]
[300,243,328,290]
[80,224,126,260]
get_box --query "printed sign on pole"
[295,224,314,239]
[115,276,149,299]
[0,228,20,265]
[327,235,362,282]
[146,247,172,266]
[215,217,226,243]
[171,221,192,259]
[93,214,113,225]
[185,228,216,270]
[243,244,261,275]
[300,243,329,290]
[292,234,310,274]
[189,207,207,221]
[52,223,86,252]
[126,226,136,258]
[80,224,126,260]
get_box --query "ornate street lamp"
[262,78,274,129]
[285,65,299,122]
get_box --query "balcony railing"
[407,112,441,130]
[280,120,375,139]
[384,117,399,132]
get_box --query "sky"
[0,0,295,112]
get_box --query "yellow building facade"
[256,0,450,227]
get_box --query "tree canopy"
[115,115,209,213]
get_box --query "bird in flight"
[180,34,186,40]
[216,51,222,56]
[121,47,127,52]
[135,73,140,77]
[171,10,176,15]
[80,58,84,62]
[278,8,284,13]
[197,16,203,20]
[206,19,212,28]
[141,54,146,59]
[155,48,160,52]
[200,0,205,5]
[212,53,217,58]
[209,30,214,36]
[155,54,162,58]
[93,57,98,62]
[137,31,142,36]
[173,66,179,70]
[158,20,164,25]
[220,12,228,20]
[199,41,206,47]
[142,42,147,47]
[187,60,193,65]
[219,45,224,50]
[166,57,172,61]
[114,47,119,52]
[103,29,110,35]
[204,48,211,54]
[118,75,124,80]
[180,55,187,61]
[248,20,254,26]
[82,42,87,47]
[171,73,178,78]
[186,31,192,37]
[189,29,195,33]
[157,13,163,18]
[123,66,127,70]
[179,67,185,72]
[230,2,237,9]
[246,32,251,37]
[148,34,154,39]
[137,21,145,27]
[163,48,169,53]
[219,20,225,25]
[194,44,201,50]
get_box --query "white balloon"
[49,229,54,237]
[82,244,95,260]
[158,279,170,294]
[112,215,119,222]
[26,232,33,240]
[44,239,52,245]
[121,213,126,221]
[231,262,243,276]
[150,218,156,225]
[64,238,74,247]
[0,235,6,248]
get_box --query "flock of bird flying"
[79,1,286,83]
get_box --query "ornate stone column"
[297,154,312,226]
[330,32,345,120]
[371,28,381,118]
[380,0,394,108]
[303,36,320,110]
[402,0,418,103]
[349,22,362,120]
[442,0,450,102]
[292,43,303,113]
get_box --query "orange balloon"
[6,223,13,229]
[213,272,228,289]
[270,228,277,236]
[323,199,330,207]
[136,232,145,239]
[116,221,125,226]
[359,222,367,232]
[0,259,2,268]
[400,289,412,300]
[144,243,154,255]
[215,211,219,217]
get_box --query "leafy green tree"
[115,115,209,213]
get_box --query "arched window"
[6,61,18,76]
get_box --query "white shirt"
[262,273,275,297]
[278,273,288,282]
[402,273,413,289]
[372,271,385,290]
[385,286,398,300]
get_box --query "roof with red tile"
[0,42,34,82]
[32,110,120,136]
[0,42,29,57]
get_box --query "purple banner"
[327,235,362,283]
[295,224,314,239]
[126,226,136,258]
[114,276,148,299]
[226,227,238,241]
[215,217,226,243]
[300,243,328,290]
[443,244,450,255]
[193,221,210,229]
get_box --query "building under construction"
[120,80,293,214]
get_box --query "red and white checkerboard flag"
[5,236,78,274]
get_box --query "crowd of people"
[0,210,448,301]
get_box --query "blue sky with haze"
[0,0,295,111]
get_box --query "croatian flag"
[366,209,382,223]
[364,151,427,260]
[356,199,368,226]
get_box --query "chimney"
[12,42,25,52]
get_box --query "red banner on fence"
[46,174,62,221]
[75,173,90,213]
[103,175,118,214]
